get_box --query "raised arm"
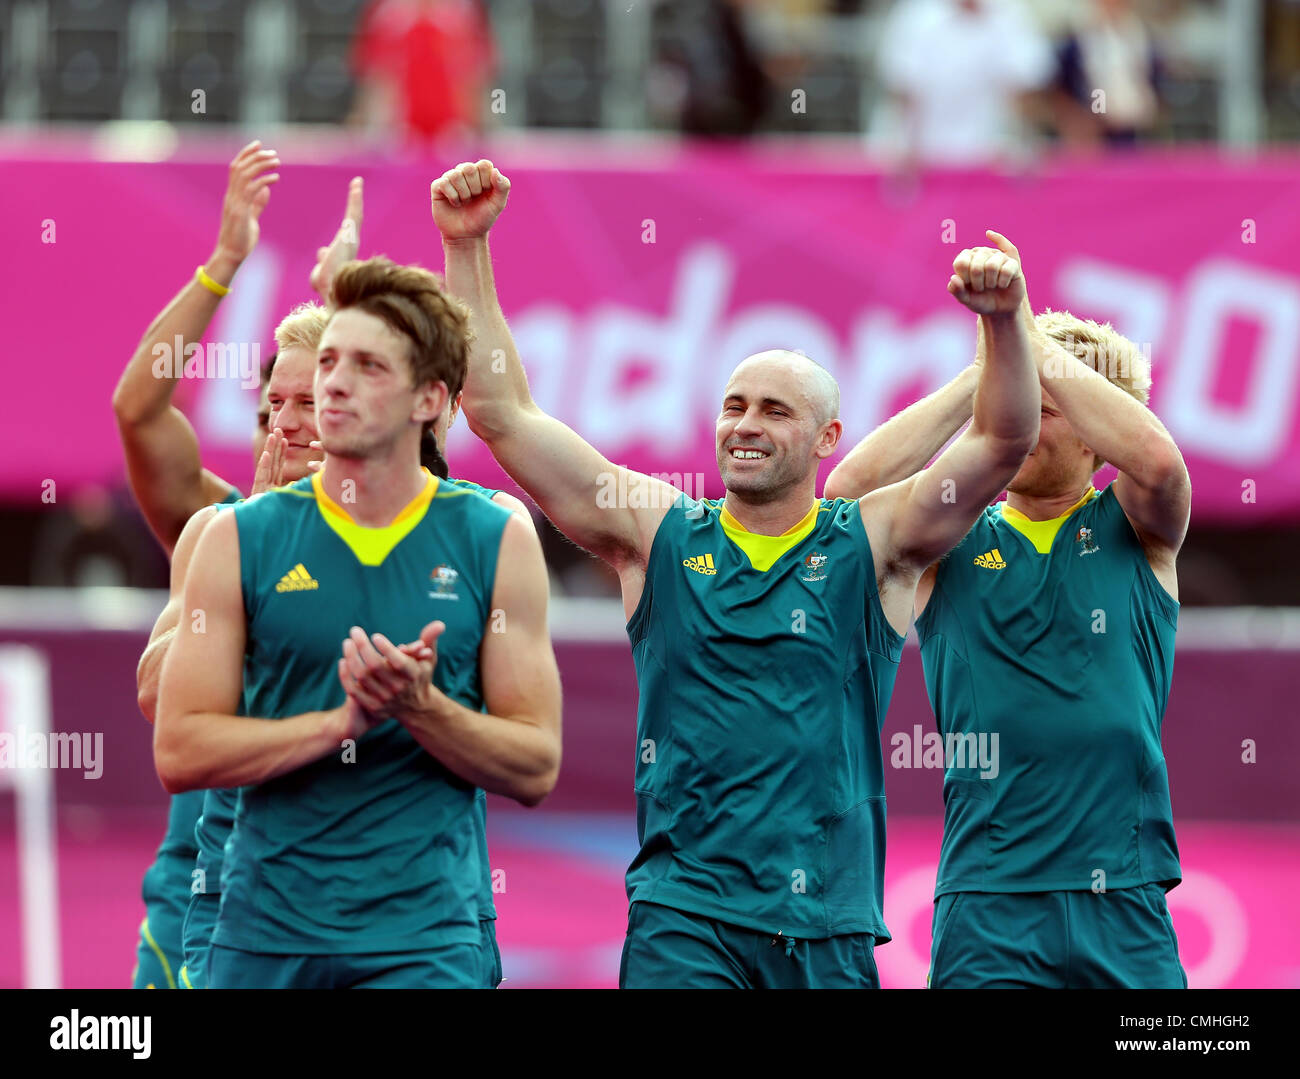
[825,363,979,500]
[154,510,360,793]
[339,514,562,807]
[113,141,279,554]
[309,176,364,306]
[433,161,676,586]
[862,234,1039,626]
[992,233,1190,579]
[1031,326,1190,562]
[1034,327,1190,587]
[1050,345,1190,548]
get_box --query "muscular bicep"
[156,511,246,736]
[483,404,675,570]
[156,506,220,639]
[869,428,1020,573]
[1113,466,1191,558]
[478,516,561,739]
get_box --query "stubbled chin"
[720,468,775,496]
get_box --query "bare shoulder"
[491,513,551,621]
[170,503,224,585]
[854,480,914,576]
[490,491,537,533]
[495,511,548,581]
[188,505,240,569]
[853,482,925,637]
[176,502,222,547]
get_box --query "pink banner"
[2,814,1294,987]
[8,148,1300,520]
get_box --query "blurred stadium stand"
[0,0,1288,141]
[0,0,1295,606]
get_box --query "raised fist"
[948,230,1026,316]
[431,160,510,242]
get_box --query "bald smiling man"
[434,160,1043,988]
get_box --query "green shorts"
[929,884,1187,989]
[619,901,879,989]
[131,912,183,990]
[132,851,192,989]
[180,890,221,989]
[206,920,502,989]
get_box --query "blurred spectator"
[650,0,772,137]
[1053,0,1161,147]
[1266,0,1300,138]
[349,0,495,142]
[875,0,1055,167]
[30,486,165,589]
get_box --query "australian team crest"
[429,564,461,600]
[798,552,830,582]
[1075,526,1100,557]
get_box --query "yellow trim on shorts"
[139,916,176,989]
[180,964,195,989]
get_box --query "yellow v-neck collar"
[1000,486,1097,555]
[312,468,438,566]
[719,499,821,572]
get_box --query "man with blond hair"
[826,237,1192,989]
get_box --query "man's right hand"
[326,694,380,745]
[251,428,287,495]
[432,160,510,242]
[338,696,377,742]
[209,140,281,278]
[310,176,363,303]
[947,230,1026,317]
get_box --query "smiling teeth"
[732,450,767,459]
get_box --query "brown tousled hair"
[329,257,472,406]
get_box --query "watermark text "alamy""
[0,728,102,779]
[890,724,999,779]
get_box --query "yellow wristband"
[195,265,230,297]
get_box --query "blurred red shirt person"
[351,0,495,141]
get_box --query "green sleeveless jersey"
[211,471,510,954]
[195,477,504,926]
[626,495,905,941]
[916,484,1181,897]
[142,490,240,907]
[447,478,503,925]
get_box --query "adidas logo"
[275,563,320,592]
[972,548,1007,570]
[682,553,716,576]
